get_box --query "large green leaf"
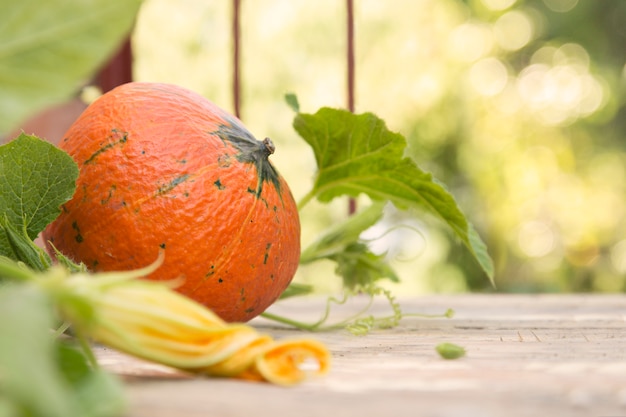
[0,282,126,417]
[0,134,79,264]
[0,284,79,417]
[0,0,142,133]
[293,108,494,283]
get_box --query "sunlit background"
[96,0,626,293]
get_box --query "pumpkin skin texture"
[42,82,301,322]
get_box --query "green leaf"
[0,134,79,264]
[300,202,399,289]
[56,342,92,385]
[0,280,126,417]
[284,93,300,112]
[0,214,50,271]
[332,242,400,289]
[293,108,494,284]
[300,202,385,263]
[0,396,19,417]
[0,284,79,417]
[51,246,89,273]
[0,0,142,133]
[56,342,127,417]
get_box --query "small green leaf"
[0,134,79,264]
[293,108,494,284]
[52,247,88,273]
[0,0,142,132]
[300,202,399,289]
[0,214,51,271]
[332,242,400,289]
[436,342,466,360]
[301,202,385,263]
[284,93,300,112]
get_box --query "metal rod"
[232,0,242,119]
[347,0,357,215]
[347,0,355,114]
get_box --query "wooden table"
[96,294,626,417]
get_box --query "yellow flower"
[42,262,330,386]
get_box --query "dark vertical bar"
[347,0,357,215]
[346,0,355,114]
[233,0,242,119]
[97,37,133,93]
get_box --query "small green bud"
[436,342,466,360]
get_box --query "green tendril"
[262,283,453,335]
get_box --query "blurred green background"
[9,0,626,295]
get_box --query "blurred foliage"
[0,0,141,134]
[78,0,626,293]
[425,0,626,293]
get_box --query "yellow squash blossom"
[40,263,330,386]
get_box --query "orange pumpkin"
[43,82,300,322]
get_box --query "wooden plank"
[95,294,626,417]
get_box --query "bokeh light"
[133,0,626,294]
[469,57,508,96]
[447,22,493,62]
[515,44,606,126]
[542,0,578,13]
[481,0,517,11]
[516,221,556,258]
[493,10,534,51]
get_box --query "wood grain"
[95,294,626,417]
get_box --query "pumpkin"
[42,82,301,322]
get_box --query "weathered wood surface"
[96,294,626,417]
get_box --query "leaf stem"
[261,292,393,332]
[297,189,317,211]
[258,312,321,331]
[76,331,99,369]
[261,290,454,334]
[367,309,455,324]
[261,293,351,331]
[53,321,72,338]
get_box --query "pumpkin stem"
[263,137,275,156]
[214,121,282,196]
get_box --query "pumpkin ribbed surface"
[42,82,301,322]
